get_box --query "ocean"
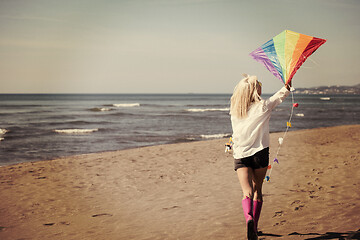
[0,93,359,166]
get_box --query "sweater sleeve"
[264,86,290,111]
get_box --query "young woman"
[230,74,291,239]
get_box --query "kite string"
[267,90,295,179]
[306,57,319,66]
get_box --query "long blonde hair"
[230,74,262,118]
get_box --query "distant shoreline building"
[295,84,360,95]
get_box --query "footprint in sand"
[290,200,305,210]
[291,200,301,205]
[294,205,304,211]
[163,206,180,210]
[309,195,319,199]
[43,223,55,226]
[273,220,286,226]
[272,211,283,217]
[92,213,113,217]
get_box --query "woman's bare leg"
[252,166,267,233]
[236,167,255,199]
[252,167,267,201]
[237,167,258,239]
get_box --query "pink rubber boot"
[242,197,257,239]
[253,200,263,233]
[242,196,253,222]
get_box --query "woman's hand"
[285,81,292,91]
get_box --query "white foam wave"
[113,103,140,107]
[0,128,8,135]
[295,113,305,117]
[54,129,99,134]
[0,129,8,142]
[186,137,196,141]
[200,133,229,139]
[186,108,229,112]
[320,97,331,101]
[90,107,112,112]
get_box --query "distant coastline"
[294,84,360,95]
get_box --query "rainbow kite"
[249,30,326,84]
[249,30,326,182]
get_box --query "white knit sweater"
[231,86,290,159]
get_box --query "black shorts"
[234,147,269,171]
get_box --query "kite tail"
[266,90,295,182]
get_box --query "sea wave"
[113,103,140,107]
[186,108,229,112]
[0,128,8,141]
[0,128,8,135]
[185,137,196,141]
[89,107,112,112]
[66,120,94,125]
[295,113,305,117]
[54,129,99,134]
[109,112,136,117]
[320,97,331,101]
[200,133,230,139]
[186,104,226,108]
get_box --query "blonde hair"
[230,74,262,118]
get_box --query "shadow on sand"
[257,231,283,237]
[257,229,360,239]
[287,229,360,240]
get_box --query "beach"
[0,125,359,239]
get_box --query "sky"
[0,0,359,94]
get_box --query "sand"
[0,125,359,240]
